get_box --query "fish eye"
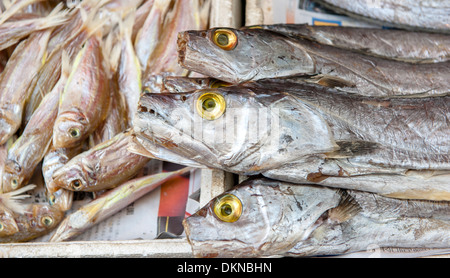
[212,29,238,51]
[68,127,81,138]
[70,179,83,191]
[213,194,242,223]
[0,222,3,232]
[10,178,18,189]
[41,216,53,227]
[196,92,226,120]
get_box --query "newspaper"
[30,160,201,242]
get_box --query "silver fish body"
[246,24,450,63]
[316,0,450,33]
[184,178,450,258]
[178,28,450,97]
[133,80,450,200]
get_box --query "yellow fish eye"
[70,179,83,191]
[196,92,226,120]
[213,194,242,223]
[213,29,238,51]
[10,178,18,189]
[68,127,81,138]
[41,216,53,227]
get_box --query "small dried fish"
[1,55,69,194]
[177,27,450,97]
[143,0,211,78]
[53,34,110,149]
[0,3,69,51]
[184,177,450,258]
[52,131,151,192]
[49,167,191,242]
[246,24,450,63]
[0,29,52,145]
[42,145,82,212]
[0,202,64,243]
[117,12,142,125]
[134,0,170,70]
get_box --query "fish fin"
[328,190,362,224]
[308,75,356,89]
[0,184,36,214]
[127,133,157,159]
[326,140,379,158]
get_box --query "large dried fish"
[184,177,450,258]
[132,80,450,200]
[49,167,191,242]
[315,0,450,33]
[245,24,450,63]
[177,27,450,97]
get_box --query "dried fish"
[2,73,65,194]
[49,167,191,242]
[132,80,450,200]
[0,29,52,145]
[184,177,450,257]
[53,34,110,149]
[245,24,450,63]
[52,131,151,192]
[177,27,450,97]
[315,0,450,33]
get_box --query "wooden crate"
[0,0,243,258]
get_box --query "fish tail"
[0,184,36,214]
[39,2,71,29]
[78,0,111,39]
[0,0,44,25]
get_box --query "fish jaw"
[52,111,88,148]
[51,163,88,192]
[177,30,246,84]
[0,209,19,237]
[0,105,21,145]
[1,163,24,194]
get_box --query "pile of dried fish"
[0,0,210,244]
[129,3,450,257]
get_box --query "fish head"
[53,110,89,148]
[25,203,64,234]
[0,208,19,237]
[177,28,315,84]
[51,158,92,192]
[183,178,339,258]
[1,159,25,193]
[133,86,337,174]
[0,104,21,145]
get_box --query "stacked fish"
[130,2,450,257]
[0,0,211,243]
